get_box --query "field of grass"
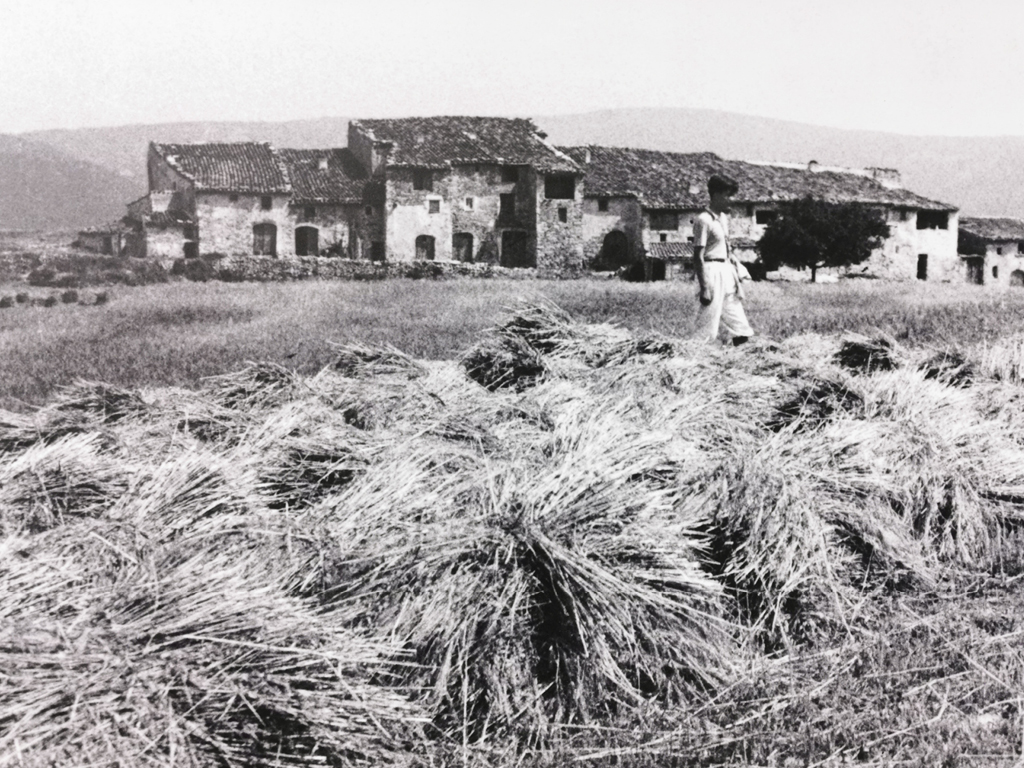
[5,300,1024,766]
[4,276,1024,409]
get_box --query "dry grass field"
[3,276,1024,409]
[5,288,1024,766]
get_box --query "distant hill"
[8,108,1024,230]
[0,135,141,231]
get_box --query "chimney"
[869,167,902,189]
[318,157,329,171]
[584,147,591,164]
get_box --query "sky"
[0,0,1022,136]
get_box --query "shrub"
[172,257,215,282]
[61,290,78,304]
[94,291,109,305]
[0,296,12,309]
[27,266,56,286]
[41,295,58,308]
[14,292,29,304]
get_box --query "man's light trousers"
[693,261,754,342]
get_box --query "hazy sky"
[1,0,1022,136]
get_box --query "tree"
[756,197,890,282]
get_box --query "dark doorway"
[917,254,928,281]
[453,232,474,262]
[966,257,984,285]
[183,241,198,259]
[594,230,630,271]
[253,223,277,256]
[648,258,666,281]
[295,225,319,256]
[102,235,113,255]
[1012,270,1024,287]
[416,234,436,261]
[500,230,532,268]
[499,194,516,225]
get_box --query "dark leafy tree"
[756,197,890,282]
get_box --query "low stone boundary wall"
[207,256,538,282]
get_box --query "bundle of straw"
[331,341,427,379]
[834,332,902,374]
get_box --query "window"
[295,225,319,256]
[501,166,519,183]
[544,174,575,199]
[997,246,1004,255]
[253,223,277,256]
[993,265,1000,279]
[916,210,948,230]
[183,242,198,259]
[755,210,777,225]
[465,197,474,210]
[499,193,516,222]
[415,234,435,261]
[183,225,197,240]
[428,199,441,214]
[229,194,239,203]
[598,198,609,212]
[687,236,694,243]
[649,211,679,230]
[365,205,373,216]
[1019,242,1024,252]
[917,254,928,280]
[370,241,385,261]
[413,170,433,191]
[900,209,909,222]
[660,233,667,242]
[746,205,755,217]
[558,207,568,223]
[303,206,316,221]
[261,196,273,211]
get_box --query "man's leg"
[720,293,754,345]
[692,280,725,342]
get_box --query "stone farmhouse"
[559,145,960,281]
[122,115,960,282]
[958,217,1024,286]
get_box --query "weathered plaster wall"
[581,197,643,268]
[195,193,291,256]
[385,168,453,261]
[535,172,583,277]
[640,208,701,252]
[145,226,188,260]
[286,203,383,258]
[981,240,1024,287]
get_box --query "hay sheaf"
[6,300,1024,762]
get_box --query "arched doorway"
[253,223,277,256]
[453,232,474,262]
[416,235,435,261]
[295,225,319,256]
[594,230,630,271]
[1011,270,1024,287]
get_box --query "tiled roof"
[562,145,955,212]
[278,148,369,204]
[560,146,722,208]
[646,242,693,262]
[351,116,580,173]
[151,142,291,194]
[959,216,1024,242]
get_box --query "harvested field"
[4,302,1024,766]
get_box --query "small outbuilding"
[958,216,1024,286]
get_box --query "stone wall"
[581,197,644,268]
[147,151,195,214]
[535,172,583,277]
[640,208,701,255]
[209,255,537,282]
[288,202,384,259]
[982,240,1024,287]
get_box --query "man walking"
[692,173,754,346]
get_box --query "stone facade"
[958,217,1024,287]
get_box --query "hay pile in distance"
[3,302,1024,764]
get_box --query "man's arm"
[692,217,712,305]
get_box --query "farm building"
[957,216,1024,286]
[120,118,961,282]
[75,223,128,255]
[560,145,960,281]
[347,117,584,275]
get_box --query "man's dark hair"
[708,174,739,196]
